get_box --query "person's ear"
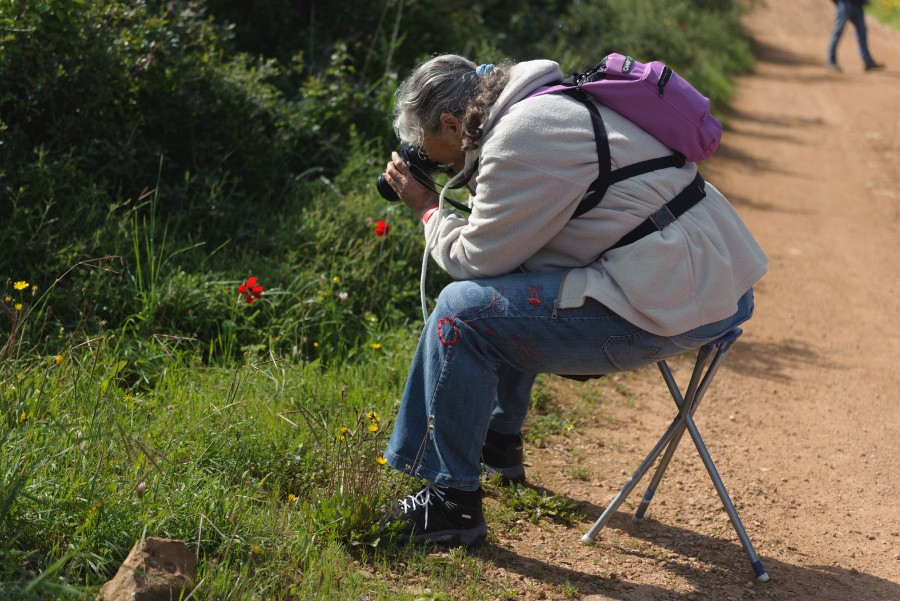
[440,113,461,133]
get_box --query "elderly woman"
[380,54,767,548]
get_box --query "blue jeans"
[384,271,754,491]
[828,1,873,64]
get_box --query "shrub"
[0,1,397,307]
[541,0,754,115]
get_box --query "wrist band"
[421,207,439,224]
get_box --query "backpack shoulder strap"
[558,88,611,219]
[559,88,686,219]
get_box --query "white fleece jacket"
[424,60,768,336]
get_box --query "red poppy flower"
[374,220,390,238]
[238,276,264,304]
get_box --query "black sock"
[485,429,522,448]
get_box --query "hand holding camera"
[377,142,453,202]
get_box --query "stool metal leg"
[580,415,686,543]
[581,329,769,581]
[684,413,769,581]
[583,346,713,543]
[634,339,731,521]
[632,347,713,522]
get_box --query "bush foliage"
[1,0,754,366]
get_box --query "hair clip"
[475,63,495,77]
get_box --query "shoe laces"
[399,484,451,530]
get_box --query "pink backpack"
[527,53,722,219]
[529,53,722,162]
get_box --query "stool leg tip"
[751,559,769,582]
[581,534,595,545]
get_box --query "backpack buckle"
[649,205,677,231]
[577,57,609,85]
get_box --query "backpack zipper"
[658,66,673,97]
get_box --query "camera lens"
[376,174,400,201]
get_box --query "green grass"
[870,0,900,29]
[499,485,582,527]
[0,326,414,599]
[3,317,586,600]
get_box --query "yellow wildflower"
[337,426,349,441]
[366,411,380,423]
[332,276,340,284]
[15,303,22,311]
[287,493,297,503]
[54,355,64,365]
[376,457,387,465]
[368,423,379,433]
[19,411,26,424]
[4,296,10,302]
[371,343,382,350]
[251,544,262,555]
[13,281,28,291]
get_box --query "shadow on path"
[648,337,835,385]
[482,485,898,600]
[486,523,898,600]
[718,338,837,382]
[752,39,824,68]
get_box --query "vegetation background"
[1,0,893,599]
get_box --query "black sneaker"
[393,484,487,548]
[864,60,884,71]
[481,431,526,485]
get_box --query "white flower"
[338,291,349,302]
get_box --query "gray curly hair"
[393,54,511,152]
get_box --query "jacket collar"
[459,60,564,183]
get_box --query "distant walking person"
[828,0,884,72]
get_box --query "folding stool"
[581,327,770,582]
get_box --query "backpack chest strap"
[605,173,706,253]
[562,88,685,219]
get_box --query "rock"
[97,537,197,601]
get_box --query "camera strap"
[436,160,476,214]
[444,197,472,214]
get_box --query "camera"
[376,142,453,201]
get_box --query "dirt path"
[481,2,900,599]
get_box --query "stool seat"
[580,327,769,582]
